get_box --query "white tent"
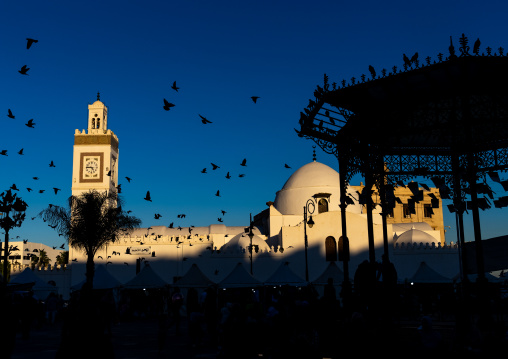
[409,262,452,284]
[217,262,262,288]
[263,262,307,287]
[453,272,505,283]
[122,263,169,289]
[174,263,215,288]
[71,264,122,290]
[9,267,58,298]
[312,262,346,285]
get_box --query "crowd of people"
[2,259,508,358]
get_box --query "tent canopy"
[122,263,169,289]
[312,262,346,285]
[9,267,58,298]
[264,262,307,287]
[174,263,215,288]
[71,264,122,290]
[409,262,451,284]
[217,262,262,288]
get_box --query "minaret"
[71,93,119,197]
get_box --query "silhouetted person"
[171,287,184,335]
[46,292,58,325]
[353,259,376,313]
[417,316,444,356]
[203,286,218,347]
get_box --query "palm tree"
[38,249,51,267]
[39,190,141,291]
[56,251,69,267]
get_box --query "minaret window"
[97,118,100,129]
[92,119,95,129]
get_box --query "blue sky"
[1,0,508,250]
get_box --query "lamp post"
[247,213,254,275]
[0,189,28,285]
[303,199,315,281]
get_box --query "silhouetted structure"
[298,34,508,296]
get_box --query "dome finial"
[312,146,317,162]
[97,91,100,101]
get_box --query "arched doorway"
[325,236,337,261]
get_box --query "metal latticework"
[297,34,508,278]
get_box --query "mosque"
[11,97,462,299]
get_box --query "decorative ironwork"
[298,33,508,213]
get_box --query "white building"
[67,97,460,297]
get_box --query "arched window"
[97,118,100,129]
[92,118,95,129]
[318,198,329,213]
[325,236,337,262]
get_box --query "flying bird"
[49,160,55,167]
[18,65,30,75]
[225,172,231,179]
[218,218,223,222]
[201,168,207,173]
[171,81,179,92]
[25,119,35,128]
[10,184,19,191]
[60,243,65,249]
[239,174,245,178]
[124,262,128,265]
[211,163,219,170]
[72,258,77,262]
[168,222,174,228]
[18,148,24,155]
[199,114,212,124]
[26,38,38,49]
[163,98,175,111]
[251,96,259,103]
[221,210,226,216]
[53,188,61,194]
[125,177,132,182]
[144,191,152,202]
[284,164,291,168]
[154,213,162,219]
[0,150,7,156]
[215,190,220,197]
[39,189,45,193]
[240,158,247,166]
[33,177,39,180]
[7,109,15,119]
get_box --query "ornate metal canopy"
[297,34,508,278]
[297,34,508,195]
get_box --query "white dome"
[396,228,437,244]
[273,161,342,215]
[220,232,270,253]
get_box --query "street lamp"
[303,199,315,281]
[0,189,28,284]
[246,213,254,275]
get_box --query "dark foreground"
[7,313,508,359]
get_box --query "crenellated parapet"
[393,241,458,252]
[11,264,68,273]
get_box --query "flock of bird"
[3,36,299,253]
